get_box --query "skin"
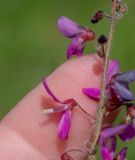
[0,54,103,160]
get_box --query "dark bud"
[91,11,104,24]
[97,35,107,44]
[61,153,74,160]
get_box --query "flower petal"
[58,16,85,38]
[114,147,128,160]
[101,147,114,160]
[119,122,135,141]
[100,125,128,140]
[67,37,85,59]
[107,60,120,84]
[116,70,135,84]
[100,136,116,160]
[58,110,71,140]
[82,88,100,101]
[42,78,65,104]
[114,81,134,101]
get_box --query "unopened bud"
[91,11,104,24]
[97,35,107,44]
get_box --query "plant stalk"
[87,0,117,159]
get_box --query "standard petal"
[100,136,116,160]
[58,110,71,140]
[116,70,135,83]
[107,60,120,84]
[67,37,85,59]
[82,87,100,101]
[119,122,135,141]
[58,16,84,38]
[114,81,134,101]
[114,147,128,160]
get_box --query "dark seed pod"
[91,11,104,24]
[97,35,107,44]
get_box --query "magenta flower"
[119,121,135,142]
[42,79,77,140]
[82,60,120,102]
[100,126,128,160]
[58,16,95,59]
[83,60,135,106]
[119,105,135,141]
[101,136,116,160]
[114,147,128,160]
[101,139,128,160]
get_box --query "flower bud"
[97,35,107,44]
[91,11,104,24]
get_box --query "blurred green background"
[0,0,134,159]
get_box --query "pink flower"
[42,78,77,140]
[100,126,128,160]
[58,16,95,59]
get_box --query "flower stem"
[87,0,117,159]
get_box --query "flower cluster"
[42,2,134,159]
[83,61,135,159]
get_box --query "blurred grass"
[0,0,135,159]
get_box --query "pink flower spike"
[58,110,71,140]
[82,88,101,101]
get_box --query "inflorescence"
[42,0,134,160]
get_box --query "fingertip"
[1,54,102,159]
